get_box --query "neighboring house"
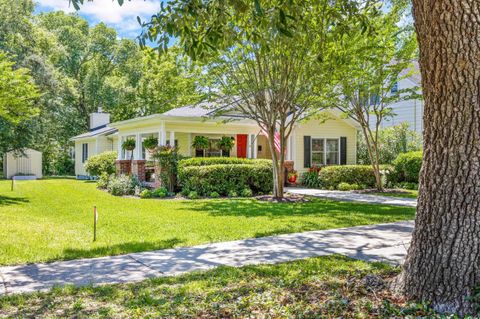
[377,63,424,133]
[3,148,43,179]
[71,104,360,180]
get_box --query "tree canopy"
[0,0,201,174]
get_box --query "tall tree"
[400,0,480,315]
[128,0,368,199]
[332,1,418,190]
[0,52,39,124]
[136,47,202,117]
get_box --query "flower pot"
[288,175,297,184]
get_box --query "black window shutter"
[303,136,311,168]
[340,137,347,165]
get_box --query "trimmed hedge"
[316,165,391,189]
[318,165,376,189]
[178,157,271,169]
[178,158,273,196]
[388,151,423,184]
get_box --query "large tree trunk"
[401,1,480,315]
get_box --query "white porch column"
[117,135,123,159]
[169,131,175,146]
[135,133,142,160]
[247,134,252,158]
[286,135,292,161]
[159,121,167,145]
[253,134,258,158]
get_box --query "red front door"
[236,134,248,158]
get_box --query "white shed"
[3,149,43,179]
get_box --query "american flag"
[260,126,282,153]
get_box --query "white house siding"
[374,77,423,133]
[381,98,423,133]
[74,139,95,176]
[294,117,357,173]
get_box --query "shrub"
[97,172,111,189]
[337,182,360,191]
[388,151,423,184]
[152,145,179,192]
[188,191,199,199]
[107,175,140,196]
[209,191,220,198]
[84,152,117,177]
[140,189,153,199]
[240,188,253,197]
[152,187,168,198]
[318,165,388,189]
[178,160,272,196]
[300,170,323,188]
[228,190,238,198]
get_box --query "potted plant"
[143,136,158,153]
[122,138,136,174]
[288,170,298,184]
[218,136,235,157]
[191,135,209,157]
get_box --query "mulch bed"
[256,193,309,203]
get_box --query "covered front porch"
[115,123,295,182]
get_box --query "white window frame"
[311,138,340,166]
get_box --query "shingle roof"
[70,126,117,140]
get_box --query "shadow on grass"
[182,198,415,219]
[0,194,29,206]
[61,238,184,261]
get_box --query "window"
[82,143,88,163]
[206,139,221,157]
[391,82,399,94]
[325,139,339,165]
[369,94,380,106]
[166,139,178,147]
[311,138,325,166]
[311,138,339,166]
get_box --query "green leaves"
[0,52,39,124]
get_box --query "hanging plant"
[143,136,158,153]
[122,138,136,152]
[191,136,209,150]
[218,136,235,151]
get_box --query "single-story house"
[71,104,360,181]
[3,148,43,179]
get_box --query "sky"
[34,0,162,39]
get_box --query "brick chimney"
[89,107,110,130]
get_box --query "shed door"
[236,134,248,158]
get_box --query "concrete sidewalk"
[0,221,414,296]
[286,188,417,207]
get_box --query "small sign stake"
[93,206,98,242]
[11,178,14,191]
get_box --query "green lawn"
[0,255,437,318]
[0,179,415,266]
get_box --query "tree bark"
[401,1,480,315]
